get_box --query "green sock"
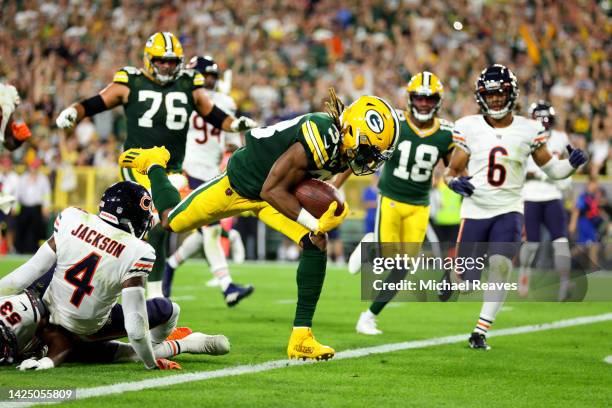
[147,223,169,281]
[369,268,408,315]
[293,246,327,327]
[148,165,181,215]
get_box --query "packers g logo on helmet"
[340,96,400,176]
[143,32,184,85]
[406,71,444,122]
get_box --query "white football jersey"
[522,129,571,202]
[453,115,547,219]
[0,291,46,358]
[182,90,239,182]
[43,207,155,335]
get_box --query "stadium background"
[0,0,609,261]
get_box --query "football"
[293,179,345,218]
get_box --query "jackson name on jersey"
[113,66,204,172]
[182,90,239,182]
[227,112,346,200]
[452,115,547,219]
[43,207,155,335]
[378,111,454,206]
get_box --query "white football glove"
[230,116,257,132]
[56,106,78,129]
[17,357,55,371]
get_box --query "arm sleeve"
[530,124,549,153]
[538,155,575,180]
[124,248,155,282]
[0,242,56,296]
[121,286,157,369]
[451,121,470,154]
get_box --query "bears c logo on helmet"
[365,110,384,134]
[140,195,152,211]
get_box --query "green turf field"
[1,258,611,407]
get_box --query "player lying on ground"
[118,89,401,360]
[441,64,588,350]
[162,55,251,304]
[0,289,227,370]
[55,32,256,299]
[0,181,229,370]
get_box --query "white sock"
[154,340,183,358]
[228,229,245,263]
[364,309,377,319]
[475,255,512,334]
[204,225,232,291]
[218,274,232,292]
[169,230,202,268]
[150,302,180,344]
[553,237,571,300]
[518,242,539,279]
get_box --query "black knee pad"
[300,233,327,252]
[146,297,173,328]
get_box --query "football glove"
[448,176,475,197]
[230,116,257,132]
[11,122,31,141]
[56,106,78,129]
[316,201,349,234]
[156,358,182,370]
[566,145,588,168]
[17,357,54,371]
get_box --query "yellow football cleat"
[119,146,170,174]
[287,327,335,361]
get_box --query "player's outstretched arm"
[56,82,128,129]
[121,276,158,369]
[443,147,474,197]
[532,144,588,179]
[193,88,256,133]
[0,238,57,296]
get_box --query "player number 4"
[64,252,102,307]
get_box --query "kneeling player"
[0,181,229,369]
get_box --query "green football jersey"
[113,66,204,171]
[378,111,454,206]
[227,113,346,200]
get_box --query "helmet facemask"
[148,56,183,85]
[345,127,393,176]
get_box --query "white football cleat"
[206,277,220,287]
[181,332,230,355]
[356,311,382,335]
[348,232,375,275]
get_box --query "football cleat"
[356,311,382,335]
[223,283,254,307]
[119,146,170,174]
[166,327,193,341]
[162,262,175,298]
[468,332,491,350]
[181,332,230,355]
[156,358,182,370]
[287,327,335,361]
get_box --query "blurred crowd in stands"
[0,0,609,254]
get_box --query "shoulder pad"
[113,66,140,83]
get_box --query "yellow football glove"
[316,201,349,234]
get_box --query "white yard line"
[6,313,612,407]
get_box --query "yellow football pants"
[375,195,430,243]
[168,174,310,244]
